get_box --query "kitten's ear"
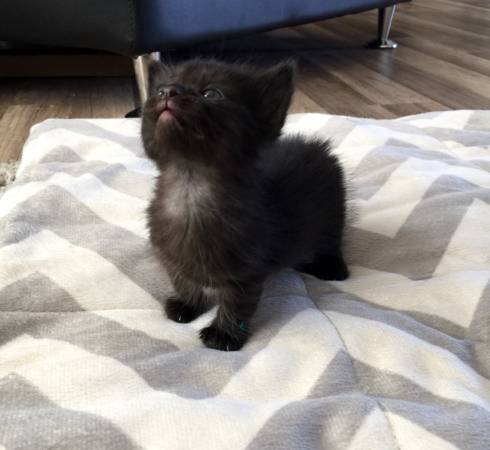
[148,61,170,96]
[256,60,296,139]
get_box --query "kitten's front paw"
[165,297,203,323]
[199,323,248,351]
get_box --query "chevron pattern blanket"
[1,111,489,449]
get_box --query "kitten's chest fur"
[157,166,213,219]
[148,165,240,283]
[149,166,215,238]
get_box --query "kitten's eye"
[202,88,224,100]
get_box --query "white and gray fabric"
[1,111,489,449]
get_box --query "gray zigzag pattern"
[0,185,167,302]
[346,175,490,280]
[1,112,489,449]
[354,360,490,450]
[27,119,143,155]
[0,374,141,450]
[23,153,155,201]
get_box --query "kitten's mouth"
[156,100,179,125]
[160,109,174,122]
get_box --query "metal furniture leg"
[367,6,398,49]
[126,52,160,117]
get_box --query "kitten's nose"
[161,84,185,98]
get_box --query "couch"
[0,0,409,105]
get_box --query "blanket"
[1,111,489,449]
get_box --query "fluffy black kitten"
[142,58,348,351]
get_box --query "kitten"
[142,58,348,351]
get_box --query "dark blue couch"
[0,0,409,106]
[0,0,408,55]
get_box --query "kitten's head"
[141,58,295,166]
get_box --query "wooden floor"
[1,0,489,162]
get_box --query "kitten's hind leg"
[165,275,212,323]
[297,247,349,281]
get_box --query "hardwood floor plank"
[301,50,429,105]
[387,46,490,100]
[0,80,16,120]
[0,105,41,161]
[89,78,136,118]
[400,4,490,36]
[431,0,490,12]
[394,10,490,58]
[418,1,490,24]
[356,53,490,110]
[384,101,450,117]
[399,37,490,79]
[295,56,375,111]
[290,89,326,114]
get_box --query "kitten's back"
[259,135,344,207]
[258,136,346,263]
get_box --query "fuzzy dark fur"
[142,58,348,351]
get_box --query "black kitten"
[142,58,348,351]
